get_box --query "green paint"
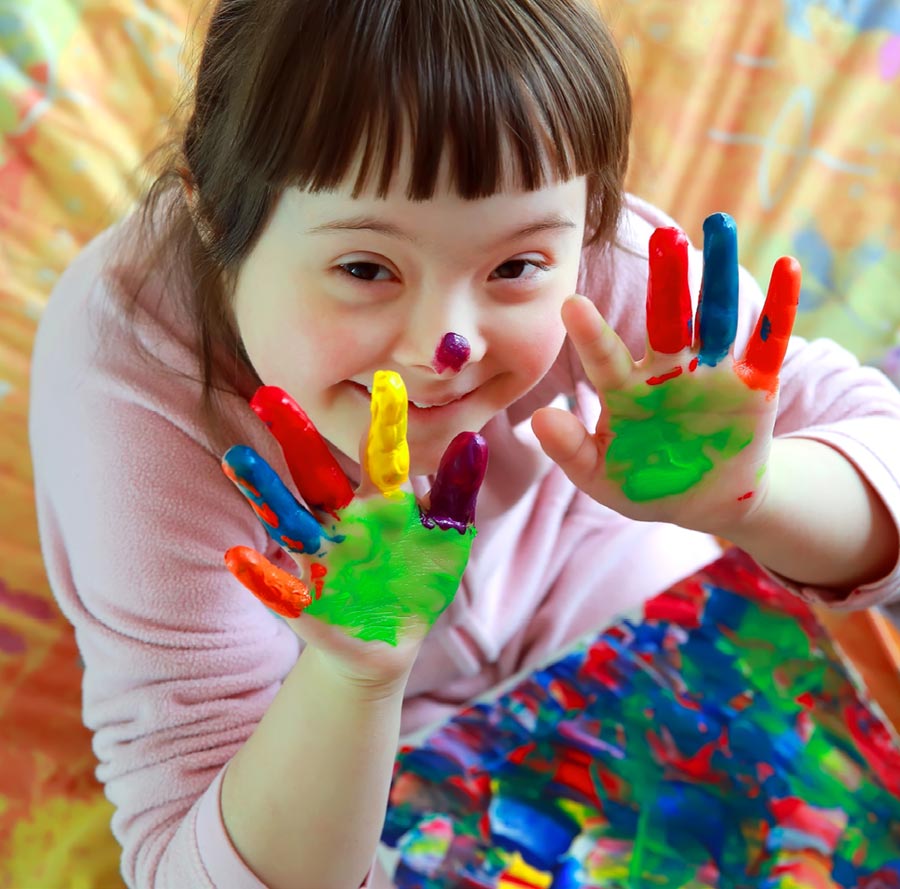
[605,374,756,502]
[304,492,475,646]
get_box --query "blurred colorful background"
[1,1,899,886]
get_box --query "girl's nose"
[433,332,470,374]
[391,297,487,375]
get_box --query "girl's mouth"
[348,381,475,414]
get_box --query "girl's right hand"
[220,371,488,688]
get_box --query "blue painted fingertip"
[221,445,333,555]
[697,213,739,367]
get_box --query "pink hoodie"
[28,194,900,887]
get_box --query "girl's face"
[232,153,587,477]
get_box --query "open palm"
[221,371,488,682]
[533,213,800,535]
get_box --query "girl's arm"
[717,436,899,594]
[222,645,409,889]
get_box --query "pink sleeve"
[28,243,307,886]
[578,195,900,610]
[196,767,379,888]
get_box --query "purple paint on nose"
[433,332,471,373]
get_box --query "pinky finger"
[225,546,312,618]
[736,256,801,395]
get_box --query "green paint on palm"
[305,492,475,646]
[605,374,755,502]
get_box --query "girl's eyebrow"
[306,213,577,247]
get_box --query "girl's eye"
[338,261,394,282]
[491,259,551,280]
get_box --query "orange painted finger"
[737,256,801,394]
[224,545,312,618]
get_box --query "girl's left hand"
[532,213,801,537]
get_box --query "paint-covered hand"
[220,371,488,681]
[532,213,800,536]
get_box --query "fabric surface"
[383,547,900,887]
[3,1,900,886]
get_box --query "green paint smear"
[305,492,475,646]
[606,375,755,502]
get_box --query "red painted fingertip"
[647,227,692,355]
[737,256,801,394]
[224,545,312,617]
[250,385,354,516]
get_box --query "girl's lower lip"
[348,382,473,415]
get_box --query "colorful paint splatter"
[383,548,900,887]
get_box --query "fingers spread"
[563,295,633,393]
[422,432,489,531]
[221,444,331,555]
[366,371,410,499]
[225,546,312,617]
[250,385,354,518]
[696,213,739,367]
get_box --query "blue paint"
[760,314,772,341]
[222,444,337,555]
[489,796,580,870]
[697,213,739,367]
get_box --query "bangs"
[234,0,629,201]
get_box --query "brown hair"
[116,0,631,454]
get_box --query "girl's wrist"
[302,643,417,702]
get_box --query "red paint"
[310,563,327,599]
[736,256,801,394]
[221,460,263,501]
[250,386,354,516]
[689,356,699,372]
[555,749,601,804]
[770,797,845,853]
[646,366,684,386]
[250,500,280,527]
[582,641,621,690]
[646,227,693,354]
[549,679,587,710]
[843,703,900,795]
[507,742,537,766]
[737,491,754,502]
[224,546,311,617]
[644,593,703,628]
[646,731,727,782]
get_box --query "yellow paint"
[366,370,409,498]
[498,851,552,889]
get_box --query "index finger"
[647,227,693,355]
[250,386,354,518]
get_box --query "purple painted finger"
[421,432,489,532]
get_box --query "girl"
[28,1,900,887]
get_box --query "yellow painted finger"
[366,370,410,498]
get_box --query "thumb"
[531,406,605,490]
